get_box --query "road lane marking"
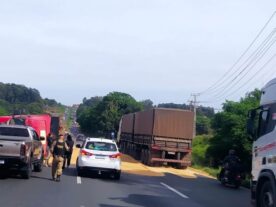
[77,176,82,184]
[160,182,189,199]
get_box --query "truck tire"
[141,149,145,164]
[22,161,32,179]
[146,150,152,166]
[131,144,135,158]
[176,163,187,169]
[259,180,275,207]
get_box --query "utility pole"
[189,93,200,138]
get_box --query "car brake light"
[81,150,93,156]
[109,153,121,159]
[20,144,26,156]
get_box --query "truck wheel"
[146,150,152,166]
[22,161,32,179]
[176,163,187,169]
[259,180,275,207]
[144,150,148,165]
[141,149,145,164]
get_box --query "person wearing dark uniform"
[51,134,69,182]
[63,134,74,169]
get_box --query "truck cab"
[247,78,276,207]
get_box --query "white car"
[76,138,121,180]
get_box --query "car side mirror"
[40,136,45,141]
[76,144,81,148]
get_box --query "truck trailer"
[119,108,194,168]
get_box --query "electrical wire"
[216,53,276,102]
[206,29,276,97]
[199,11,276,95]
[212,35,276,99]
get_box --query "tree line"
[0,82,63,115]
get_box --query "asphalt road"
[0,165,251,207]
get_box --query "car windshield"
[0,127,29,137]
[85,141,117,152]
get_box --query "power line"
[199,11,276,95]
[213,53,276,103]
[224,53,276,99]
[211,34,276,99]
[206,29,276,97]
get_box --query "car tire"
[77,168,83,177]
[22,160,32,179]
[34,156,44,172]
[34,162,43,172]
[114,172,121,180]
[76,160,84,177]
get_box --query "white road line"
[77,176,82,184]
[160,182,189,199]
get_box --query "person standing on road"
[51,134,69,182]
[63,134,74,169]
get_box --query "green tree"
[207,89,261,171]
[196,114,212,135]
[140,99,154,110]
[192,135,212,166]
[0,82,62,115]
[77,92,143,136]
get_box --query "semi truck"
[247,78,276,207]
[118,108,194,168]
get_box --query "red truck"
[118,108,194,168]
[0,114,60,156]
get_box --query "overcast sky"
[0,1,275,108]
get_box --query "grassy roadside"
[192,165,251,188]
[191,165,220,178]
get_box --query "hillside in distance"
[0,82,64,115]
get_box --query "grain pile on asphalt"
[70,148,212,179]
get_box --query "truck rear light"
[81,150,93,156]
[109,153,121,159]
[20,144,26,156]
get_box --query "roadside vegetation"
[0,82,64,115]
[76,92,143,136]
[191,89,261,187]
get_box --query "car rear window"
[0,127,29,137]
[85,141,117,152]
